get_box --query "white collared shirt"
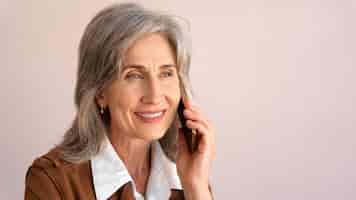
[91,135,183,200]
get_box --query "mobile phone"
[177,99,198,153]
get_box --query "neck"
[108,131,152,179]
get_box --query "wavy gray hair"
[57,3,193,163]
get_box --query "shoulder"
[28,147,71,171]
[25,147,66,199]
[25,147,95,199]
[26,147,76,182]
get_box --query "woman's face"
[98,33,181,142]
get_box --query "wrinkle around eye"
[124,69,177,81]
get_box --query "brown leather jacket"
[24,148,213,199]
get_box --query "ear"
[95,91,107,108]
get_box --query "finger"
[185,109,216,148]
[186,120,214,146]
[186,120,215,153]
[182,98,191,109]
[183,99,216,155]
[186,120,211,137]
[182,99,212,128]
[183,99,201,113]
[183,99,204,115]
[183,109,211,130]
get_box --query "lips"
[136,111,164,118]
[136,109,166,114]
[134,110,166,123]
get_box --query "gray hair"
[57,3,193,163]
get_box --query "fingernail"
[183,98,192,108]
[183,109,190,116]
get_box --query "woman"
[25,3,215,200]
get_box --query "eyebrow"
[121,64,176,72]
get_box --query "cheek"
[106,85,140,110]
[163,80,181,99]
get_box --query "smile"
[134,110,166,123]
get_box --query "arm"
[25,166,61,200]
[183,183,213,200]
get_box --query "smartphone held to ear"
[177,99,199,153]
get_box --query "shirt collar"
[91,134,182,200]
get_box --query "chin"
[133,115,175,141]
[135,126,167,141]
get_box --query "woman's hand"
[176,99,216,199]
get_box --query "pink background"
[1,0,356,199]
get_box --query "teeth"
[137,111,163,118]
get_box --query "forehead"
[122,33,176,68]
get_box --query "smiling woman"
[97,33,181,150]
[24,2,215,200]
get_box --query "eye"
[126,73,143,80]
[161,70,174,78]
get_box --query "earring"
[100,105,104,114]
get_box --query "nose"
[141,77,164,104]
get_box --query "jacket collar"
[91,134,182,200]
